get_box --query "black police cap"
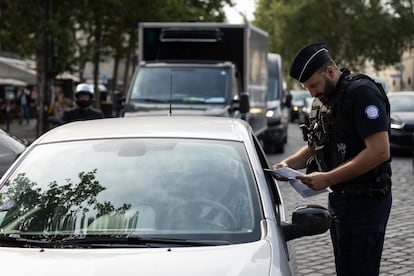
[289,42,331,83]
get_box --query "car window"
[251,133,283,221]
[291,90,309,101]
[0,138,261,244]
[305,97,313,108]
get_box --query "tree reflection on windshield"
[0,169,130,234]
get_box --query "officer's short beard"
[319,76,336,104]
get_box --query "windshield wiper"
[58,234,231,248]
[0,233,231,248]
[0,234,53,248]
[136,98,168,103]
[181,97,206,103]
[135,98,191,104]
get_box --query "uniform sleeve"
[349,84,389,140]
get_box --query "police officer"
[61,83,104,124]
[272,43,392,276]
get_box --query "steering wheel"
[168,198,237,231]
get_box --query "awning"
[0,57,36,84]
[55,72,80,82]
[0,78,27,86]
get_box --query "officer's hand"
[271,162,289,181]
[296,172,331,191]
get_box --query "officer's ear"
[325,65,337,79]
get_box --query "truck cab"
[123,61,246,118]
[123,22,268,137]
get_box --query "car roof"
[388,91,414,96]
[370,75,390,93]
[36,116,252,144]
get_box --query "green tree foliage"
[388,0,414,50]
[0,0,232,80]
[0,0,232,131]
[0,0,77,75]
[254,0,410,82]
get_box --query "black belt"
[331,182,389,198]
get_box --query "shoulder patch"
[365,105,380,119]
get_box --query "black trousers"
[328,192,392,276]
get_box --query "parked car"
[0,116,330,275]
[289,90,311,122]
[388,91,414,154]
[0,128,27,177]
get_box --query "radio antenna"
[169,73,173,116]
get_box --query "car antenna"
[169,73,173,116]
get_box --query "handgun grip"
[299,124,308,141]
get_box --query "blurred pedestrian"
[51,85,72,121]
[272,42,392,276]
[17,88,31,125]
[61,83,104,124]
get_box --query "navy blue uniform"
[327,70,392,276]
[288,43,392,276]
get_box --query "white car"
[0,128,26,177]
[0,116,330,275]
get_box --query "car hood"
[391,111,414,124]
[0,241,273,275]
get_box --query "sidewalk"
[1,118,40,143]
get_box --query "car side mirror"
[282,204,331,241]
[238,93,250,113]
[231,93,250,115]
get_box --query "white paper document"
[267,167,329,198]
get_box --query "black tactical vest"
[306,69,391,184]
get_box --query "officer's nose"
[308,89,318,97]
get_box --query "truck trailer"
[123,22,269,136]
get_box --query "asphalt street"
[3,119,414,276]
[268,123,414,276]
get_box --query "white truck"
[123,22,269,137]
[261,53,289,153]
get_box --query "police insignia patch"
[365,105,380,119]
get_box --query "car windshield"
[305,97,313,108]
[0,138,261,245]
[389,94,414,112]
[130,67,229,104]
[291,90,309,103]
